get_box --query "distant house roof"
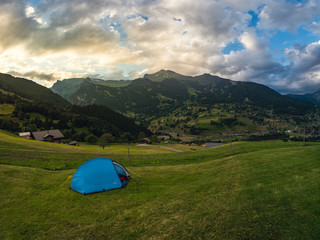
[43,133,54,139]
[19,132,31,137]
[31,129,64,141]
[68,140,77,146]
[140,137,152,144]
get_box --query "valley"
[50,70,320,143]
[1,71,319,144]
[0,71,319,240]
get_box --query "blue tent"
[70,158,130,195]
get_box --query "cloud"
[277,40,320,93]
[207,30,320,94]
[208,31,283,82]
[88,67,124,80]
[286,41,320,72]
[307,21,320,36]
[0,0,319,93]
[258,0,320,32]
[7,70,57,81]
[0,0,38,53]
[223,0,264,12]
[0,0,124,56]
[0,0,250,79]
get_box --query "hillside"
[0,73,69,107]
[147,103,319,141]
[51,77,131,99]
[287,89,320,105]
[51,70,313,121]
[0,100,150,142]
[0,75,150,142]
[50,77,87,100]
[0,130,320,239]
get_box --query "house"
[19,132,31,139]
[31,129,64,143]
[68,140,78,146]
[139,137,152,144]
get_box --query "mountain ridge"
[51,70,314,122]
[287,89,320,105]
[0,73,70,107]
[144,69,193,81]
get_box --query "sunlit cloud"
[0,0,319,93]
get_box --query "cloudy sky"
[1,0,320,94]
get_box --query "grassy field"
[0,104,14,115]
[0,130,320,239]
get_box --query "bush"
[86,134,97,143]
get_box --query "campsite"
[1,129,320,239]
[2,0,320,239]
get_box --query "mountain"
[51,77,131,98]
[50,78,87,100]
[0,73,70,107]
[287,89,320,105]
[51,70,313,121]
[0,74,150,142]
[144,69,193,81]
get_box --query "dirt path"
[136,144,183,152]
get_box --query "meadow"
[0,104,14,115]
[0,130,320,239]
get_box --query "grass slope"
[0,130,320,239]
[0,73,70,107]
[0,104,14,115]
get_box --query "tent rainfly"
[70,158,130,195]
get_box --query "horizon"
[1,0,320,94]
[3,69,320,96]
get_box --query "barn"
[31,129,64,143]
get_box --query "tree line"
[0,96,151,143]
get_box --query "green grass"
[29,112,46,120]
[0,130,320,239]
[1,129,316,170]
[0,104,14,115]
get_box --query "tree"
[151,134,159,143]
[138,131,146,140]
[98,133,114,149]
[75,132,86,142]
[86,134,97,144]
[119,132,134,142]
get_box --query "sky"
[0,0,320,94]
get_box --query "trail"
[136,144,183,152]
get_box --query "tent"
[70,158,130,195]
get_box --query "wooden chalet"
[31,129,64,143]
[68,140,78,146]
[139,137,152,144]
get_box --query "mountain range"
[1,70,319,141]
[52,70,316,122]
[287,90,320,105]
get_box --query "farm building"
[18,132,31,139]
[68,140,78,146]
[31,129,64,143]
[139,137,152,144]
